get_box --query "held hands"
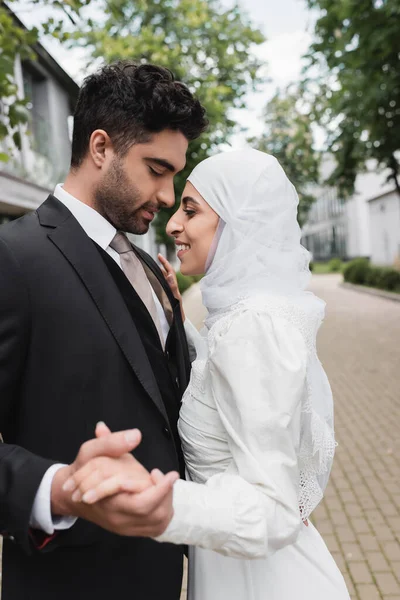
[52,423,179,537]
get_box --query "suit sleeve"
[0,237,56,554]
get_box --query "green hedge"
[343,258,400,293]
[176,272,203,294]
[328,258,342,272]
[309,259,343,274]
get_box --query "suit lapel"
[38,196,169,424]
[133,246,179,324]
[133,246,191,390]
[141,263,174,326]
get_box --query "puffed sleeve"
[156,308,308,558]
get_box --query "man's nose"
[157,181,176,209]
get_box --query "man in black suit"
[0,61,207,600]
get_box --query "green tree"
[0,0,88,161]
[73,0,265,247]
[302,0,400,198]
[249,88,320,227]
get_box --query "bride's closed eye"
[183,209,196,217]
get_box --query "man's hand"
[50,425,142,517]
[50,423,179,537]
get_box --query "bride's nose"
[166,214,184,238]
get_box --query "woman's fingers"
[74,468,175,506]
[71,468,102,502]
[64,458,102,494]
[158,254,181,301]
[150,468,165,485]
[76,429,142,467]
[129,471,179,514]
[158,253,173,275]
[82,474,152,504]
[95,421,112,438]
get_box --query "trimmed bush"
[328,258,342,272]
[365,266,383,288]
[344,259,400,293]
[343,258,370,284]
[176,271,194,294]
[377,268,400,291]
[175,272,204,294]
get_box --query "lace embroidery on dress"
[189,359,208,398]
[204,294,337,521]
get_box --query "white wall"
[345,193,370,257]
[369,192,400,266]
[302,161,396,260]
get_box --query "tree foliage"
[0,0,89,160]
[1,0,265,247]
[302,0,400,198]
[72,0,265,246]
[250,88,320,227]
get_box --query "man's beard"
[94,158,152,235]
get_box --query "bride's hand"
[65,423,178,504]
[158,253,185,321]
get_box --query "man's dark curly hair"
[71,62,208,168]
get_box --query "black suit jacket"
[0,195,190,600]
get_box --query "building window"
[22,66,51,159]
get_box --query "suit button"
[165,351,170,360]
[162,427,171,439]
[175,376,179,387]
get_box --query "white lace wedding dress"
[156,298,350,600]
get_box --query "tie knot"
[110,232,132,255]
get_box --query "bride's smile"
[167,181,219,276]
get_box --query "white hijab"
[187,148,336,519]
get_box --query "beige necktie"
[110,232,164,348]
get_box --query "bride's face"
[166,181,219,276]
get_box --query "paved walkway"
[180,274,400,600]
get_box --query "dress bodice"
[179,356,232,483]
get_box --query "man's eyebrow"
[182,196,201,206]
[144,157,176,172]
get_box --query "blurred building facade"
[302,158,399,265]
[0,10,79,224]
[368,189,400,266]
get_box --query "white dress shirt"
[30,184,169,534]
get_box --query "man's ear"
[89,129,112,168]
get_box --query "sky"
[221,0,315,144]
[13,0,316,146]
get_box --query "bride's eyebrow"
[182,196,201,206]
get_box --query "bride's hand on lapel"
[158,254,185,321]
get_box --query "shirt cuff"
[30,463,77,535]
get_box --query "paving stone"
[375,572,400,595]
[356,584,382,600]
[383,542,400,561]
[366,552,391,572]
[349,561,374,584]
